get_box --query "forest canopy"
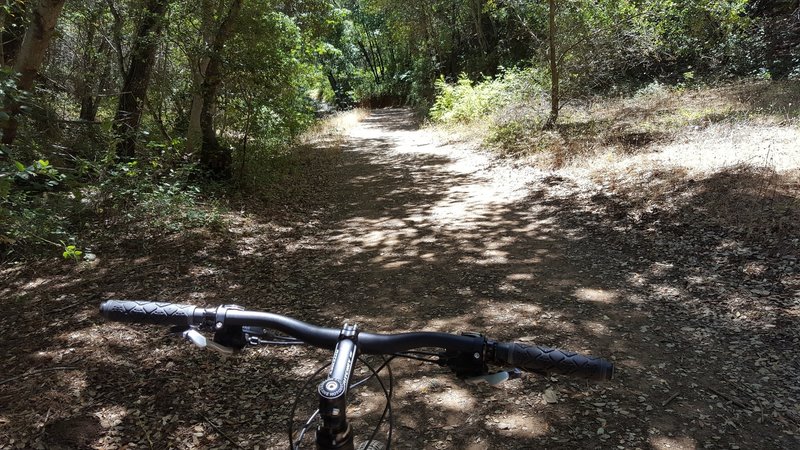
[1,0,798,257]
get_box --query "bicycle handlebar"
[100,300,613,381]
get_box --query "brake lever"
[181,328,235,355]
[465,368,522,386]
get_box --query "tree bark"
[77,4,104,122]
[469,0,488,53]
[104,0,126,79]
[1,0,66,146]
[186,0,216,156]
[112,0,169,160]
[356,38,379,83]
[545,0,559,129]
[0,9,5,67]
[326,70,352,109]
[199,0,241,179]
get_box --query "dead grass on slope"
[467,80,797,166]
[439,80,800,252]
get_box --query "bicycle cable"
[289,363,330,449]
[356,355,394,449]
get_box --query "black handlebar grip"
[100,300,198,326]
[494,343,614,381]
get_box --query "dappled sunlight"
[428,386,476,411]
[506,273,535,281]
[94,405,128,429]
[392,378,479,415]
[5,109,797,449]
[426,314,484,332]
[648,262,674,277]
[18,277,49,290]
[61,370,88,397]
[574,287,618,304]
[581,320,611,335]
[649,435,697,450]
[484,412,550,438]
[347,390,387,420]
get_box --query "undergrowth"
[1,108,369,262]
[1,147,226,262]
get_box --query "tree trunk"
[469,0,488,53]
[0,10,5,67]
[105,0,126,79]
[326,70,351,109]
[356,39,379,83]
[545,0,559,129]
[186,0,215,156]
[77,5,102,122]
[199,0,241,179]
[79,96,97,122]
[112,0,169,160]
[1,0,66,146]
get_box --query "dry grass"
[477,80,800,171]
[299,108,369,147]
[435,80,800,249]
[566,81,800,248]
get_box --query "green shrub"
[487,120,527,149]
[91,160,224,233]
[429,69,542,125]
[1,146,226,260]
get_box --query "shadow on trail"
[1,109,797,448]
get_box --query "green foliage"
[61,244,83,261]
[222,7,322,188]
[486,119,528,149]
[0,137,225,259]
[91,159,223,233]
[0,155,74,254]
[430,69,540,124]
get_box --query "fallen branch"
[705,386,747,408]
[51,302,83,313]
[661,392,680,407]
[0,367,78,386]
[201,414,242,449]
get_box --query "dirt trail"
[1,109,798,449]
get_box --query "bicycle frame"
[315,323,360,450]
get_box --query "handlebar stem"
[315,323,359,450]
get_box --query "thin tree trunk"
[2,0,66,146]
[470,0,488,53]
[77,6,102,122]
[0,10,5,66]
[367,32,385,81]
[112,0,169,160]
[355,39,379,83]
[187,58,210,154]
[186,0,215,155]
[199,0,241,179]
[545,0,559,129]
[104,0,126,79]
